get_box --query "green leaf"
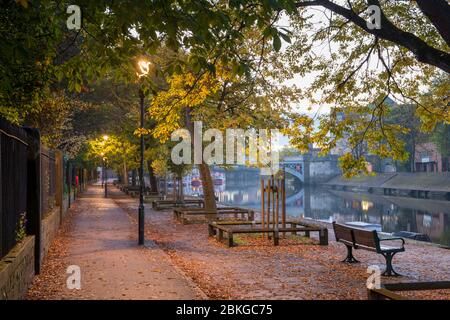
[273,34,282,52]
[174,64,182,74]
[280,32,291,44]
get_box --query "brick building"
[414,142,450,172]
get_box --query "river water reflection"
[185,169,450,247]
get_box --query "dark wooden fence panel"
[1,117,90,273]
[23,127,41,273]
[0,118,29,259]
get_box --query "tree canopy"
[0,0,449,178]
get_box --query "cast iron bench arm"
[379,237,405,247]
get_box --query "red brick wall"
[415,142,443,172]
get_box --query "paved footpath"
[27,185,202,300]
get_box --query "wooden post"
[319,228,328,245]
[267,178,271,236]
[274,229,279,246]
[282,168,286,229]
[275,178,279,229]
[261,178,265,238]
[227,232,234,247]
[208,224,215,237]
[271,175,275,230]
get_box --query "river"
[183,168,450,247]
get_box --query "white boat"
[344,221,382,232]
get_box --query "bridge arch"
[284,165,304,183]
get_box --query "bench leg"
[227,232,234,247]
[319,228,328,245]
[292,224,297,235]
[217,229,223,242]
[274,230,279,246]
[208,224,215,237]
[381,252,402,277]
[305,230,310,238]
[342,245,359,263]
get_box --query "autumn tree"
[281,0,449,176]
[148,33,297,212]
[2,0,449,179]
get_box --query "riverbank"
[324,172,450,200]
[113,189,450,300]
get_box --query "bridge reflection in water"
[187,169,450,247]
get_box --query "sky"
[272,11,337,150]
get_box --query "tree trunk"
[411,137,416,173]
[199,163,217,214]
[131,169,137,186]
[147,160,158,192]
[184,107,217,217]
[123,162,129,186]
[172,176,177,200]
[178,175,184,201]
[164,174,167,197]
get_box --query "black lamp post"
[101,164,104,188]
[104,157,108,198]
[101,135,109,198]
[138,88,145,245]
[136,59,150,246]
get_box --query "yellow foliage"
[149,65,232,142]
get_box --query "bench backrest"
[332,222,353,244]
[352,228,378,251]
[332,222,379,251]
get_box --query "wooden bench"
[120,186,156,197]
[152,199,205,210]
[332,222,405,276]
[143,194,165,202]
[368,281,450,300]
[121,186,140,194]
[209,221,328,247]
[173,207,255,224]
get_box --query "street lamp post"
[136,58,150,246]
[101,163,104,188]
[101,135,109,198]
[104,157,108,198]
[138,89,145,245]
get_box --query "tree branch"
[294,0,450,73]
[416,0,450,47]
